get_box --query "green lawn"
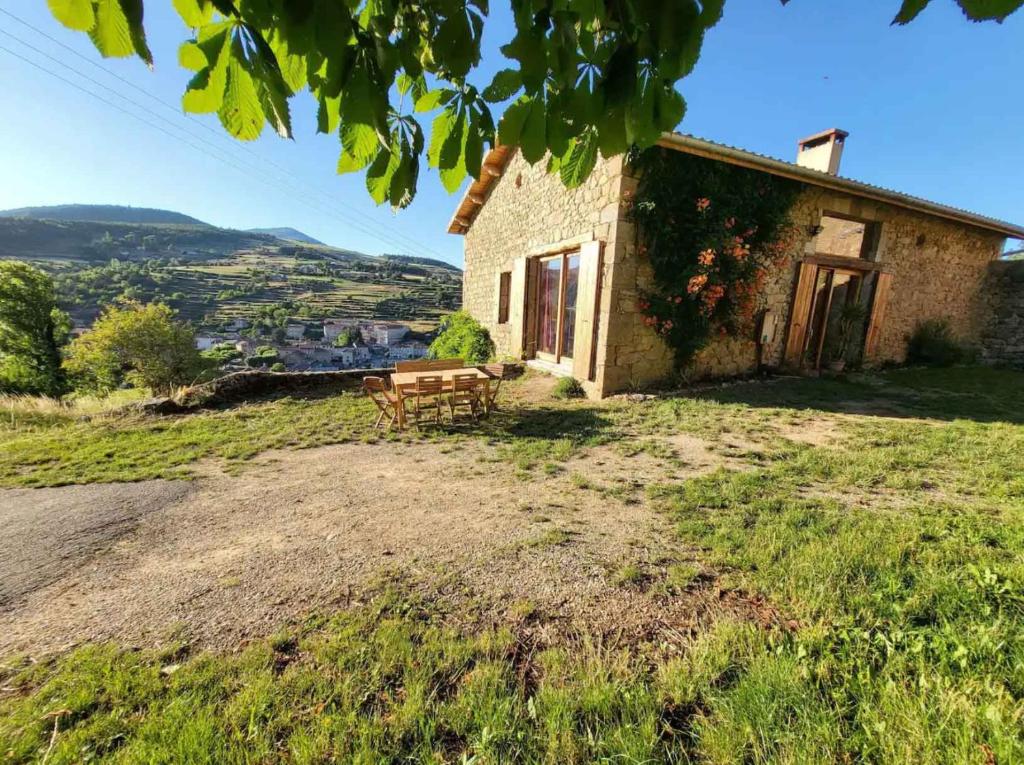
[2,367,1023,763]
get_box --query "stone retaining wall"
[172,368,390,409]
[981,259,1024,368]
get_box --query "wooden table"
[390,367,491,428]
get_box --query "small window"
[497,271,511,324]
[816,213,882,260]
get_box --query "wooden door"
[783,262,819,367]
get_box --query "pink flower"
[696,197,711,213]
[725,217,736,229]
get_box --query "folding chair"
[449,373,484,421]
[479,363,507,414]
[363,376,401,431]
[410,375,445,427]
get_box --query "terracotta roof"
[447,132,1024,239]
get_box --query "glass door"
[535,251,580,364]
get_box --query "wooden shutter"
[495,271,511,324]
[863,272,893,363]
[508,257,528,358]
[783,262,819,368]
[572,241,603,382]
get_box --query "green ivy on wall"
[628,147,802,369]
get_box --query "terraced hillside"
[1,209,462,332]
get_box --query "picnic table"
[390,367,491,429]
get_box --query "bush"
[65,302,203,396]
[552,376,585,399]
[906,319,965,367]
[428,311,494,364]
[269,362,286,372]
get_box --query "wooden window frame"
[497,271,511,324]
[533,249,579,365]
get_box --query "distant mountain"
[0,204,207,226]
[247,227,324,245]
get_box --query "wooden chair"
[478,363,507,414]
[448,373,484,421]
[410,375,445,426]
[363,376,401,431]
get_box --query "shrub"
[906,319,965,367]
[552,376,585,399]
[65,302,204,395]
[428,311,494,364]
[269,362,286,372]
[0,261,69,396]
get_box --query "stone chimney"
[796,128,848,175]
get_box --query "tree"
[45,1,1020,209]
[0,261,69,396]
[65,302,205,395]
[332,328,360,347]
[428,310,494,363]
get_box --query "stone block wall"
[617,182,1004,385]
[981,259,1024,368]
[459,147,1006,397]
[462,152,627,397]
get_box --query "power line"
[0,6,453,261]
[0,40,443,260]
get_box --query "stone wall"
[981,259,1024,368]
[616,182,1005,386]
[462,151,627,397]
[459,147,1006,397]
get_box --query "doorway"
[535,251,580,365]
[803,266,875,370]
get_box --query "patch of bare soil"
[0,433,765,658]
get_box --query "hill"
[247,227,324,245]
[0,204,206,226]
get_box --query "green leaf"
[181,26,231,113]
[434,9,478,78]
[439,111,466,171]
[414,89,454,113]
[496,96,531,147]
[559,130,598,188]
[892,0,931,23]
[269,32,308,93]
[482,69,522,103]
[88,0,135,58]
[955,0,1021,21]
[47,0,95,32]
[120,0,153,67]
[365,139,402,204]
[519,98,546,164]
[464,111,484,179]
[172,0,213,27]
[596,104,627,159]
[178,41,206,71]
[654,86,686,132]
[317,93,341,134]
[427,108,455,167]
[339,121,381,173]
[218,53,265,140]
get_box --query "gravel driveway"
[0,438,758,657]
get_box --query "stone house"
[449,130,1024,398]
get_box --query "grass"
[0,393,376,487]
[2,366,1024,762]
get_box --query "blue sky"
[0,1,1021,267]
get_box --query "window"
[497,271,511,324]
[815,213,882,260]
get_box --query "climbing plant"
[628,147,802,369]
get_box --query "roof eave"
[657,133,1024,239]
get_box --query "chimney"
[796,128,848,175]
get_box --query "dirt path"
[0,436,755,657]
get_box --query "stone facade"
[460,149,1008,398]
[981,259,1024,368]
